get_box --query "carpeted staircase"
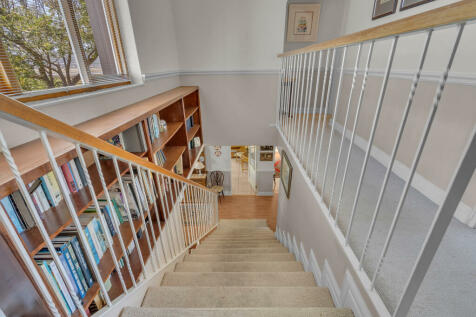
[121,219,353,317]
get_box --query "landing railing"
[0,95,218,316]
[276,1,476,317]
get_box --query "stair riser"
[142,287,335,308]
[192,249,288,255]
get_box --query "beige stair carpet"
[121,219,353,317]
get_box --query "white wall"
[171,0,286,71]
[204,145,232,194]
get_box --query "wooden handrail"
[279,0,476,57]
[0,94,213,192]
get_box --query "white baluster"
[294,52,309,153]
[299,51,317,160]
[155,172,175,259]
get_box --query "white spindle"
[345,36,399,243]
[314,48,337,188]
[75,145,127,293]
[371,25,464,288]
[305,51,323,173]
[112,157,147,279]
[294,52,309,153]
[155,172,176,258]
[39,132,112,307]
[334,41,375,226]
[310,49,330,184]
[322,46,348,199]
[92,150,135,287]
[299,51,317,160]
[0,131,63,317]
[285,55,297,138]
[329,43,365,215]
[360,31,432,267]
[289,54,302,142]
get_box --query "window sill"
[14,80,132,104]
[18,81,145,109]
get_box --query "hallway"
[231,158,255,195]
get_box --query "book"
[54,236,89,292]
[44,171,62,205]
[0,196,24,233]
[61,163,78,193]
[122,124,146,152]
[92,217,107,254]
[56,243,85,298]
[40,176,55,207]
[69,235,94,288]
[73,157,87,186]
[152,114,160,138]
[11,191,36,228]
[68,161,83,190]
[49,260,76,314]
[102,205,116,237]
[29,179,50,213]
[39,260,71,315]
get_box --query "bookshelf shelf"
[163,146,187,171]
[150,122,183,154]
[186,124,200,142]
[0,86,204,315]
[184,106,199,120]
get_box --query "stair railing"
[0,94,218,317]
[276,1,476,317]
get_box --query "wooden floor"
[218,194,278,231]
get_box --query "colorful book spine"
[45,171,62,205]
[84,225,100,264]
[66,242,89,292]
[0,196,24,233]
[49,260,76,314]
[68,161,83,190]
[40,261,70,315]
[111,198,124,224]
[102,206,116,237]
[58,251,80,298]
[40,177,55,207]
[73,157,87,186]
[87,218,103,259]
[70,236,94,288]
[61,164,78,193]
[92,218,107,253]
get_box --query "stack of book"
[34,231,111,316]
[155,150,166,167]
[147,114,160,143]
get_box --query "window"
[0,0,129,101]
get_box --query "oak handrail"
[0,94,213,192]
[279,0,476,57]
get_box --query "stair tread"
[161,272,316,287]
[142,286,335,308]
[192,247,288,254]
[185,253,295,262]
[174,261,304,272]
[122,307,354,317]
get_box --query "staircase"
[121,219,353,317]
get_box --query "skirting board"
[275,226,372,317]
[333,122,476,228]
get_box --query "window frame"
[0,0,129,102]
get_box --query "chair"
[208,171,225,201]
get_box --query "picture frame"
[260,152,273,162]
[260,145,274,151]
[286,4,320,42]
[372,0,397,20]
[280,150,293,199]
[400,0,435,11]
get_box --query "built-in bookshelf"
[0,86,204,316]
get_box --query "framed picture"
[260,152,273,161]
[260,145,274,151]
[280,150,293,199]
[372,0,397,20]
[400,0,435,11]
[286,4,320,42]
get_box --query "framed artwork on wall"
[401,0,435,11]
[260,152,273,161]
[280,150,293,199]
[372,0,397,20]
[260,145,274,151]
[286,4,320,42]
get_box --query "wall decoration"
[260,152,273,162]
[286,4,320,42]
[400,0,435,11]
[280,150,293,199]
[372,0,397,20]
[260,145,274,151]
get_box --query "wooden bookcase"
[0,86,204,316]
